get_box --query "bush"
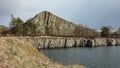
[10,17,24,35]
[101,26,110,37]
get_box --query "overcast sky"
[0,0,120,29]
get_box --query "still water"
[41,46,120,68]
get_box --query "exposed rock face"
[66,38,75,47]
[19,36,120,49]
[32,11,98,36]
[32,11,75,35]
[93,38,107,46]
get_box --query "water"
[40,46,120,68]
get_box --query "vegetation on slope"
[0,37,85,68]
[10,15,37,35]
[0,25,8,35]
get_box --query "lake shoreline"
[0,37,86,68]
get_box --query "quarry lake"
[41,46,120,68]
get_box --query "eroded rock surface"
[31,11,98,36]
[20,36,120,49]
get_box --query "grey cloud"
[0,0,20,15]
[72,0,120,29]
[0,0,120,29]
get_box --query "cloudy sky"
[0,0,120,29]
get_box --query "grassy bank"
[0,37,85,68]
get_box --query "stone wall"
[18,36,120,49]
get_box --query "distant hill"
[113,30,120,37]
[0,25,8,35]
[31,11,98,36]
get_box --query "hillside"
[0,11,98,36]
[0,37,85,68]
[31,11,98,36]
[0,25,8,35]
[113,30,120,37]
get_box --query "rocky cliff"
[18,36,120,49]
[31,11,98,36]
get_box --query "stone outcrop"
[31,11,98,36]
[19,36,120,49]
[32,11,75,35]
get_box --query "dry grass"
[0,37,85,68]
